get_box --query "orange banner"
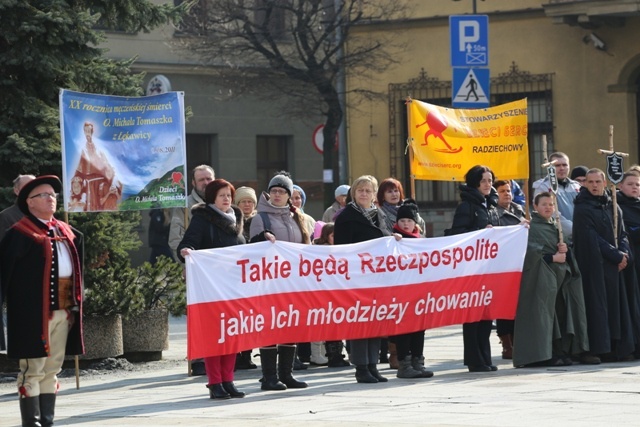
[409,99,529,181]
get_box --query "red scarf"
[393,223,420,238]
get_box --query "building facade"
[345,0,640,235]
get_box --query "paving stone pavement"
[1,317,640,427]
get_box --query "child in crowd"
[390,200,434,378]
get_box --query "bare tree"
[176,0,408,204]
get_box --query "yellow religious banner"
[408,98,529,181]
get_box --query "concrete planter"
[122,309,169,362]
[80,314,124,360]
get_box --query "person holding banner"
[177,179,247,400]
[513,192,589,368]
[573,168,635,363]
[249,171,310,391]
[334,175,394,383]
[445,165,499,372]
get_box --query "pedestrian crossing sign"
[452,68,490,108]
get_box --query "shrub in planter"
[121,256,186,360]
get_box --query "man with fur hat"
[0,175,84,427]
[322,184,350,222]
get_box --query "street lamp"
[453,0,485,14]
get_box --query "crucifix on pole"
[596,125,629,247]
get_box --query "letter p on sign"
[459,21,480,51]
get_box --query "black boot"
[235,350,257,370]
[355,365,378,383]
[368,363,388,382]
[207,383,231,400]
[292,345,308,371]
[39,394,55,427]
[190,359,206,376]
[326,341,350,367]
[19,396,42,427]
[277,345,308,388]
[260,347,287,391]
[222,381,245,398]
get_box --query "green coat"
[513,212,589,367]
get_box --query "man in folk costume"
[0,175,84,427]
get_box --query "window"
[256,135,290,192]
[186,134,216,193]
[254,0,287,40]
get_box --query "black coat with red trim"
[0,214,84,359]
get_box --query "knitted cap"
[570,165,589,180]
[292,184,306,207]
[335,184,350,198]
[234,186,257,205]
[396,199,419,223]
[268,173,293,196]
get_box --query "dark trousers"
[496,319,514,337]
[463,320,492,367]
[392,330,425,360]
[349,338,381,365]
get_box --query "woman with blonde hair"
[334,175,393,383]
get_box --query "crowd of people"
[5,151,640,422]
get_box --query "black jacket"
[0,215,84,358]
[616,190,640,352]
[573,187,634,356]
[334,203,391,245]
[446,185,498,236]
[177,204,245,262]
[148,209,171,247]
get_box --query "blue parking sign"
[450,15,489,67]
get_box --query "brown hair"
[314,222,335,245]
[533,191,552,206]
[204,179,235,204]
[377,177,405,207]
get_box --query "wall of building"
[345,1,640,235]
[101,10,328,264]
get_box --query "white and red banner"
[185,225,528,359]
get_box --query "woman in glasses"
[249,171,310,391]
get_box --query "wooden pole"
[64,211,81,390]
[405,96,417,200]
[523,178,530,221]
[596,125,629,247]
